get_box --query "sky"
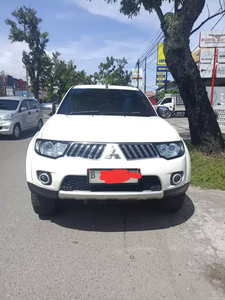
[0,0,224,92]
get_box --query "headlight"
[2,114,14,120]
[35,139,70,158]
[153,141,185,159]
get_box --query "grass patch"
[184,139,225,190]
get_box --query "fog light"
[171,172,183,185]
[37,171,52,185]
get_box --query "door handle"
[28,111,31,115]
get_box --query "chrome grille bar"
[120,145,132,159]
[119,143,157,160]
[140,145,149,157]
[128,145,138,159]
[67,143,106,159]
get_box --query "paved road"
[166,117,225,139]
[1,128,225,300]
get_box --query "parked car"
[0,96,44,139]
[156,93,186,118]
[26,85,191,217]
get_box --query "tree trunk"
[33,78,39,100]
[162,12,224,154]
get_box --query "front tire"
[166,110,173,118]
[37,119,43,131]
[159,194,185,212]
[31,193,58,216]
[12,123,21,139]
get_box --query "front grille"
[119,144,158,160]
[66,143,106,159]
[61,175,161,192]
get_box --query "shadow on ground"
[47,195,195,232]
[0,129,37,141]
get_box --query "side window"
[20,100,28,112]
[33,100,40,108]
[162,98,172,104]
[28,100,37,110]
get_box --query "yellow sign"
[192,49,200,62]
[157,43,166,66]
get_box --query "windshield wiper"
[101,111,142,115]
[66,110,100,115]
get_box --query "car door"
[18,100,30,130]
[33,99,42,124]
[161,98,173,111]
[27,99,39,128]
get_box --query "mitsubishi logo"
[105,146,121,159]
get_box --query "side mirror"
[157,106,170,118]
[20,107,27,112]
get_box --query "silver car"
[0,96,44,139]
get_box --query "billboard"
[192,49,200,62]
[200,48,215,63]
[200,31,225,48]
[132,68,143,79]
[131,78,143,88]
[157,43,166,66]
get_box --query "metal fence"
[214,107,225,129]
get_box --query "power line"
[0,52,21,63]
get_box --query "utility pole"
[165,71,168,93]
[137,60,140,88]
[25,67,29,97]
[211,47,217,106]
[144,57,147,93]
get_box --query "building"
[0,72,47,100]
[145,91,157,105]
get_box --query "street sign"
[156,76,166,82]
[200,31,225,48]
[199,63,213,78]
[157,66,169,72]
[200,48,214,64]
[218,49,225,63]
[216,65,225,78]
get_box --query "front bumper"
[27,182,189,200]
[0,120,14,135]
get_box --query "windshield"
[57,88,157,117]
[0,100,19,111]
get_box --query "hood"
[0,110,16,118]
[39,114,181,143]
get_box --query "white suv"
[26,85,191,217]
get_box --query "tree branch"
[152,0,164,23]
[191,10,225,35]
[174,0,178,13]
